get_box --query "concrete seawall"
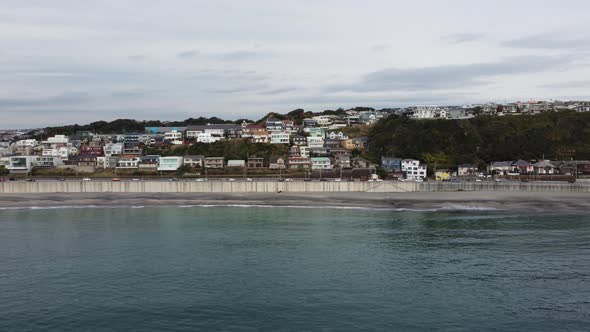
[1,181,589,193]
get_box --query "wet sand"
[0,192,588,213]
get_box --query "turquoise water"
[1,206,589,331]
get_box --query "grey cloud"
[0,92,89,108]
[177,50,200,59]
[257,86,301,95]
[216,50,269,61]
[128,55,146,62]
[371,44,389,52]
[327,55,576,93]
[444,33,484,44]
[206,83,270,94]
[502,34,590,50]
[539,80,590,89]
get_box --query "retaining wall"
[0,181,417,194]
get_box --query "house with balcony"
[139,155,160,169]
[311,157,332,170]
[401,159,427,180]
[270,132,290,144]
[247,157,265,168]
[288,156,310,169]
[204,157,225,169]
[183,155,204,168]
[307,136,324,148]
[265,118,284,132]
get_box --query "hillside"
[367,111,590,168]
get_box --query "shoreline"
[0,192,588,213]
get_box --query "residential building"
[104,143,123,157]
[512,160,534,174]
[145,127,188,135]
[186,124,241,139]
[204,157,224,168]
[247,157,265,168]
[311,157,332,170]
[334,156,351,169]
[252,130,270,143]
[16,139,38,147]
[116,157,141,169]
[324,139,342,149]
[401,159,427,180]
[299,146,311,158]
[326,131,348,140]
[269,157,286,169]
[457,164,478,177]
[270,132,290,144]
[489,161,513,175]
[183,155,204,168]
[164,130,184,145]
[227,160,246,167]
[36,156,64,168]
[195,132,223,143]
[265,118,284,131]
[6,156,37,173]
[341,139,355,150]
[43,135,69,145]
[533,160,557,174]
[287,156,310,169]
[307,136,324,148]
[352,137,368,149]
[292,135,307,146]
[139,155,160,169]
[157,156,184,171]
[381,157,402,172]
[352,157,369,169]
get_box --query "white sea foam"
[0,203,499,212]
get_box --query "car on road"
[25,178,35,182]
[112,178,121,182]
[131,178,140,181]
[195,178,208,182]
[246,178,253,182]
[303,178,312,182]
[0,177,6,182]
[82,177,91,182]
[334,178,342,182]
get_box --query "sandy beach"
[0,192,588,212]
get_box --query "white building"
[6,156,38,173]
[299,146,311,158]
[157,156,184,171]
[311,115,334,128]
[164,130,184,145]
[311,157,332,170]
[307,136,324,148]
[401,159,427,180]
[16,139,38,147]
[116,157,141,169]
[43,135,69,145]
[326,131,348,140]
[104,143,123,157]
[227,160,246,167]
[270,132,290,144]
[196,133,223,144]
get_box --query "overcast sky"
[1,0,590,128]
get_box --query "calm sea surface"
[1,206,589,331]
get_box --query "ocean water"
[1,206,589,331]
